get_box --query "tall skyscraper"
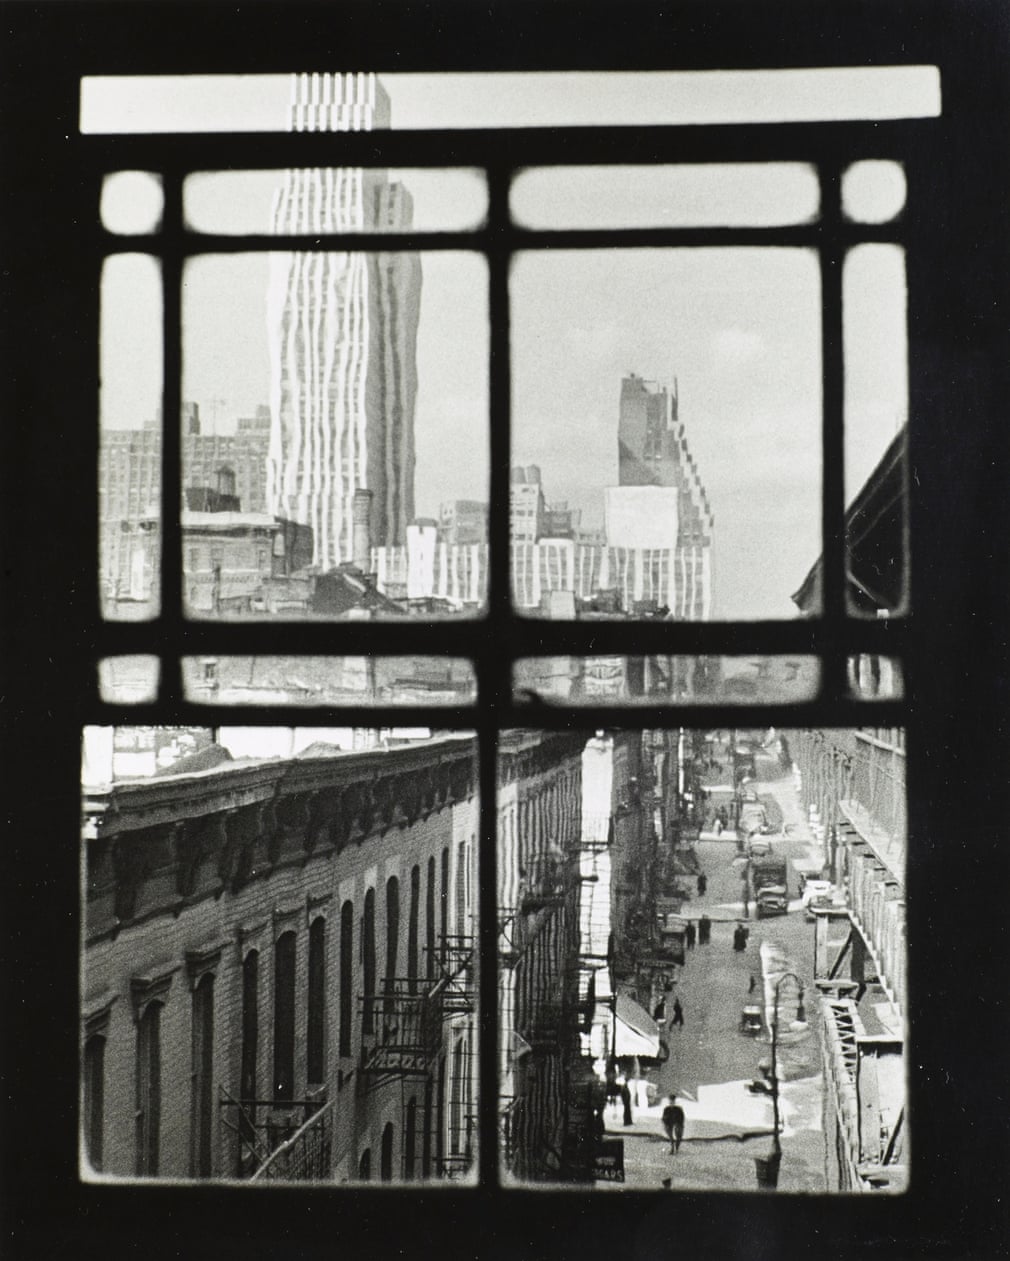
[266,72,422,571]
[618,373,715,618]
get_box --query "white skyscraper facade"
[266,73,421,571]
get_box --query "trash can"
[754,1152,782,1189]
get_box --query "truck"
[654,898,688,964]
[747,852,789,918]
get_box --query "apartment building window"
[407,864,420,993]
[135,1001,162,1176]
[404,1096,417,1181]
[381,1122,395,1182]
[339,901,354,1057]
[272,932,296,1105]
[361,888,376,1036]
[306,916,326,1086]
[82,1034,105,1172]
[425,857,436,981]
[384,876,399,1013]
[190,973,214,1177]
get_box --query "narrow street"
[602,764,828,1192]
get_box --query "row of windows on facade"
[84,851,467,1177]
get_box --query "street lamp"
[758,971,806,1190]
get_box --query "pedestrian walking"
[748,972,757,994]
[685,920,696,950]
[699,913,711,945]
[713,817,723,837]
[620,1078,633,1126]
[662,1097,686,1154]
[671,997,684,1027]
[653,996,667,1024]
[697,873,708,897]
[733,924,746,952]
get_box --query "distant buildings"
[266,72,422,571]
[510,466,545,542]
[99,403,273,605]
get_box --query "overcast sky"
[95,71,919,618]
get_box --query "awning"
[614,993,661,1058]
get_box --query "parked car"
[801,879,833,907]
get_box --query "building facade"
[82,731,478,1183]
[617,374,715,619]
[497,731,597,1183]
[791,728,907,1192]
[266,72,422,572]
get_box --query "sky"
[94,71,919,619]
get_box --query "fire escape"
[358,937,475,1179]
[219,1090,332,1181]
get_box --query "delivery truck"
[748,851,789,918]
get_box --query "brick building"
[497,730,597,1183]
[82,730,477,1182]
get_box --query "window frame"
[3,0,1006,1252]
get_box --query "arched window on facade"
[455,840,467,935]
[407,864,420,994]
[191,972,215,1177]
[449,1037,467,1157]
[380,1120,395,1182]
[135,1001,162,1176]
[358,1148,371,1181]
[425,855,436,980]
[339,900,353,1056]
[384,875,399,1015]
[83,1034,105,1172]
[273,931,296,1104]
[238,950,258,1175]
[440,847,449,963]
[362,888,376,1035]
[404,1096,417,1182]
[306,916,326,1085]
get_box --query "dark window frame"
[0,1,999,1250]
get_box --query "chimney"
[352,489,373,571]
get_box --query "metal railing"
[250,1101,332,1182]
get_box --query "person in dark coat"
[697,873,708,897]
[733,924,747,952]
[698,913,711,945]
[620,1079,633,1126]
[662,1097,686,1154]
[671,997,685,1027]
[685,920,696,950]
[653,996,667,1024]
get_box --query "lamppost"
[757,971,806,1189]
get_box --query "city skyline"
[99,73,908,618]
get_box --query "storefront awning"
[614,993,661,1058]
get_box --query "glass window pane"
[184,169,487,235]
[511,249,821,620]
[181,251,487,620]
[514,656,819,704]
[511,164,819,230]
[100,172,163,234]
[843,245,908,617]
[98,656,160,702]
[498,726,905,1191]
[83,726,478,1182]
[841,161,906,224]
[81,68,941,133]
[100,254,162,619]
[182,656,476,704]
